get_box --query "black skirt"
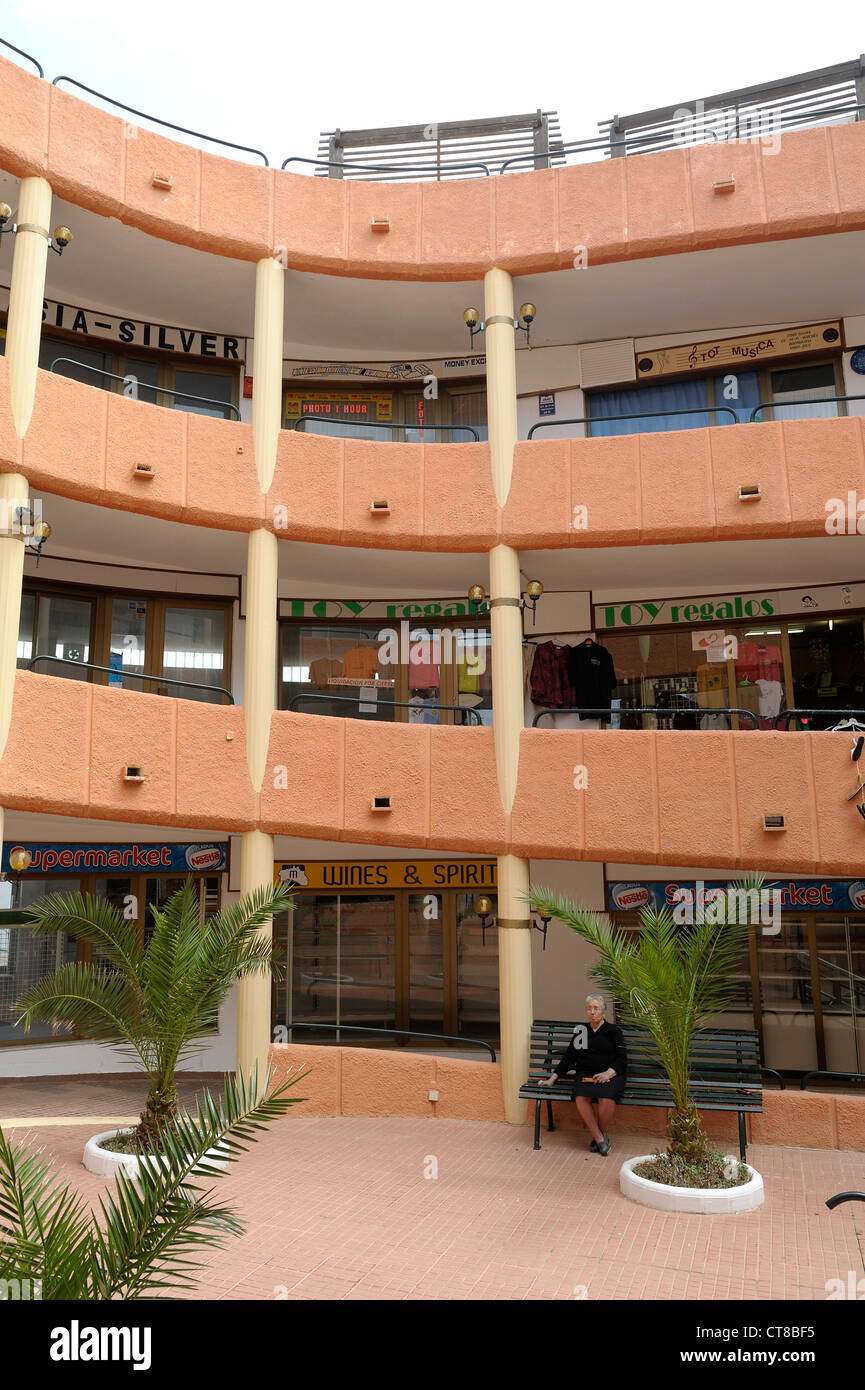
[569,1076,626,1102]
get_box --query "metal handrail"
[750,393,865,421]
[25,654,234,703]
[0,36,43,78]
[826,1191,865,1208]
[801,1070,865,1090]
[773,709,865,729]
[288,692,483,723]
[280,153,491,177]
[531,705,760,728]
[527,406,739,438]
[49,358,241,420]
[278,1020,496,1060]
[499,123,721,173]
[761,1067,787,1090]
[51,76,269,165]
[290,415,481,441]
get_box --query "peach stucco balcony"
[2,362,864,549]
[1,672,863,874]
[2,56,865,278]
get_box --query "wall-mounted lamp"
[13,507,51,566]
[0,205,74,256]
[462,302,537,350]
[533,911,552,950]
[467,580,544,622]
[7,847,32,874]
[473,894,494,946]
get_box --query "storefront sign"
[279,597,490,621]
[595,581,865,631]
[1,290,243,362]
[609,880,865,913]
[284,356,485,383]
[635,321,842,378]
[851,348,865,375]
[275,859,497,890]
[1,843,226,875]
[284,392,392,422]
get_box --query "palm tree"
[528,877,761,1166]
[16,879,294,1151]
[0,1069,305,1300]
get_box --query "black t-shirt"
[566,641,617,712]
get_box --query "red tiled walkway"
[6,1093,864,1300]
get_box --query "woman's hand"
[592,1069,615,1083]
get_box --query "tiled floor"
[2,1077,864,1301]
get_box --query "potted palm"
[0,1068,305,1300]
[16,878,294,1175]
[528,877,766,1213]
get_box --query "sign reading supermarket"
[609,880,865,913]
[1,843,227,875]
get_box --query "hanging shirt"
[566,640,617,713]
[408,638,441,690]
[529,641,574,708]
[342,646,380,681]
[308,657,343,689]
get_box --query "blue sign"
[538,392,556,416]
[850,348,865,375]
[609,879,865,913]
[1,842,226,875]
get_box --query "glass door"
[815,916,864,1074]
[754,913,818,1073]
[161,605,227,702]
[456,893,499,1040]
[408,893,445,1033]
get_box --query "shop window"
[39,337,113,389]
[162,606,227,701]
[28,594,93,680]
[0,878,80,1044]
[16,593,35,666]
[172,369,235,419]
[727,623,786,729]
[281,625,396,721]
[767,362,839,420]
[815,916,865,1073]
[448,390,488,442]
[588,378,714,436]
[456,893,498,1040]
[603,629,733,729]
[787,618,865,727]
[109,598,148,692]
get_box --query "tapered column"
[6,178,52,438]
[0,472,27,869]
[484,268,533,1123]
[237,255,284,1083]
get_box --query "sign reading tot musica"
[635,321,842,378]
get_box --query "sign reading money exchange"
[1,843,226,875]
[609,880,865,913]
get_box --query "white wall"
[529,860,607,1020]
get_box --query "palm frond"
[21,891,145,977]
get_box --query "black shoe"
[598,1133,611,1156]
[589,1138,599,1152]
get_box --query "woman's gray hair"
[585,993,606,1012]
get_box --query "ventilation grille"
[577,340,636,390]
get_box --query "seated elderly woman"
[538,994,626,1155]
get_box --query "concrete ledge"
[269,1046,865,1149]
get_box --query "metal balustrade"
[531,706,760,729]
[290,416,481,442]
[25,654,234,704]
[49,358,241,420]
[288,692,484,724]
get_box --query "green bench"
[519,1018,765,1160]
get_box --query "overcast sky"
[3,1,864,168]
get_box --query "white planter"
[82,1128,230,1180]
[619,1155,764,1213]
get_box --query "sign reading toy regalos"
[635,321,842,378]
[596,592,779,630]
[279,597,490,620]
[1,843,227,875]
[275,860,497,890]
[595,581,865,631]
[0,287,243,361]
[609,880,865,913]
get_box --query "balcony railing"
[24,655,234,704]
[49,359,240,420]
[528,394,865,441]
[290,416,483,442]
[531,706,760,730]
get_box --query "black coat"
[553,1021,627,1079]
